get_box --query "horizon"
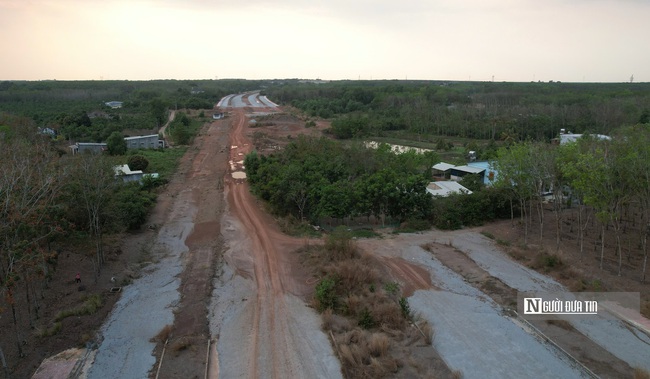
[2,0,649,83]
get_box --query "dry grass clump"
[634,368,650,379]
[417,320,435,345]
[152,324,173,342]
[324,256,380,293]
[169,337,193,356]
[322,309,353,333]
[337,329,399,378]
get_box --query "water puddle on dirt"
[232,171,247,179]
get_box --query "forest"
[264,80,650,142]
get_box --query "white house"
[105,101,123,109]
[114,164,143,183]
[559,133,611,145]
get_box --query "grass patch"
[277,216,321,237]
[36,322,62,337]
[132,147,188,182]
[530,253,563,272]
[480,231,495,240]
[54,294,103,322]
[496,238,511,247]
[395,219,432,233]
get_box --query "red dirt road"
[214,107,336,378]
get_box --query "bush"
[358,308,375,329]
[112,183,156,230]
[127,155,149,171]
[399,297,411,319]
[316,276,338,311]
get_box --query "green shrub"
[316,276,338,311]
[358,308,375,329]
[399,297,411,319]
[383,282,399,295]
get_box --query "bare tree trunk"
[642,224,648,282]
[10,303,23,358]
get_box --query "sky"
[1,0,649,82]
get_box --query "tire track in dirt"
[227,108,304,378]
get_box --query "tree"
[127,155,149,171]
[66,153,116,277]
[495,142,536,243]
[106,131,127,155]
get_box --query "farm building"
[449,165,485,182]
[467,161,498,186]
[105,101,123,109]
[124,135,162,149]
[559,133,611,145]
[114,164,143,183]
[212,112,225,120]
[432,162,455,179]
[70,142,107,154]
[426,181,473,197]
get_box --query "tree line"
[264,80,650,141]
[495,125,650,281]
[0,79,265,143]
[244,136,512,229]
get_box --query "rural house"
[426,181,473,197]
[124,134,163,149]
[70,142,107,154]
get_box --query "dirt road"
[208,104,341,378]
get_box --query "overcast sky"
[1,0,648,82]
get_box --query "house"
[114,164,143,183]
[432,162,455,179]
[450,165,485,182]
[70,142,107,155]
[124,135,161,150]
[39,127,57,137]
[426,181,473,197]
[559,133,611,145]
[105,101,123,109]
[467,161,498,186]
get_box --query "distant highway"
[217,92,277,109]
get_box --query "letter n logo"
[524,298,542,314]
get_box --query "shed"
[426,181,473,197]
[114,164,143,183]
[432,162,455,179]
[124,135,160,150]
[450,165,485,182]
[71,142,107,155]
